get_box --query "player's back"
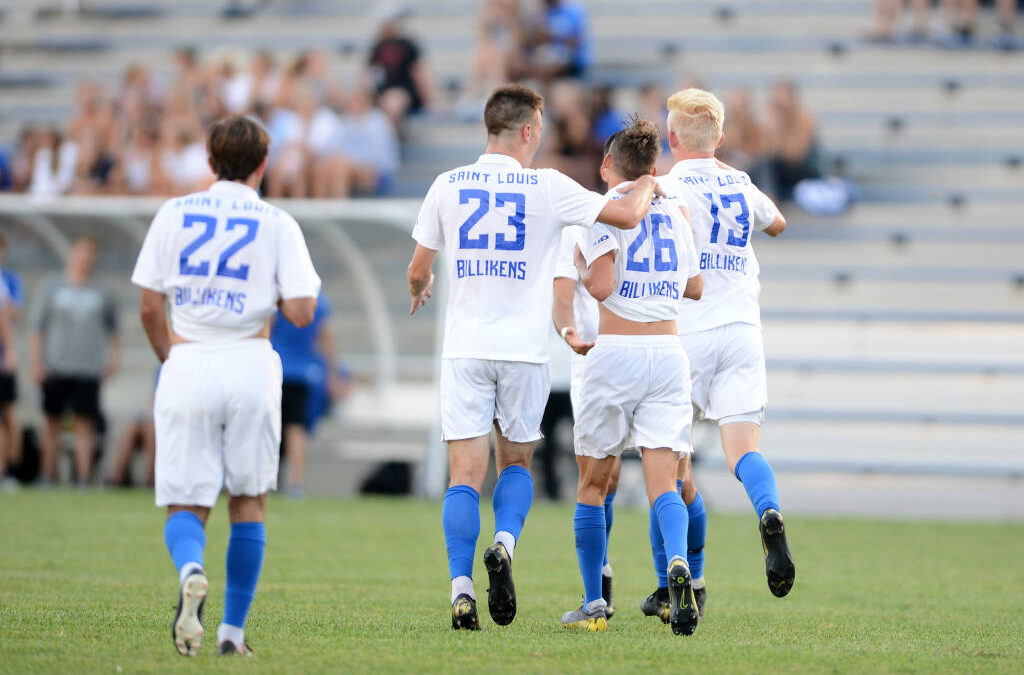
[133,180,317,343]
[413,153,605,363]
[661,159,777,334]
[588,193,697,324]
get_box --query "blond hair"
[666,88,725,153]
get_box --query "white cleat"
[172,572,208,656]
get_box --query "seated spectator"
[365,7,435,129]
[868,0,930,42]
[460,0,522,116]
[762,80,821,201]
[114,121,167,195]
[265,84,341,198]
[5,126,39,193]
[538,80,600,189]
[939,0,1016,48]
[29,127,77,197]
[514,0,592,83]
[29,236,120,485]
[326,87,400,198]
[159,122,214,194]
[719,87,770,184]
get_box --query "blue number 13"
[179,214,259,280]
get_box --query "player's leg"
[155,345,221,656]
[71,414,94,486]
[39,377,65,483]
[440,359,498,629]
[445,434,489,629]
[218,494,267,656]
[219,341,282,654]
[601,455,621,617]
[562,454,613,631]
[677,454,707,618]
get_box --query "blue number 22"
[180,214,260,280]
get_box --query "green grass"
[1,490,1022,674]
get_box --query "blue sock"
[603,491,615,568]
[574,503,606,604]
[443,485,480,579]
[686,491,706,580]
[493,466,533,543]
[734,451,781,518]
[223,522,266,628]
[654,490,688,566]
[164,511,205,577]
[649,506,667,587]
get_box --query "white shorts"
[154,339,283,507]
[574,335,693,459]
[440,358,550,443]
[681,322,767,424]
[569,353,586,421]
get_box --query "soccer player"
[407,84,660,630]
[131,115,321,656]
[562,118,702,635]
[659,88,795,601]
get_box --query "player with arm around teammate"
[562,118,702,636]
[406,84,660,630]
[131,115,321,656]
[658,88,794,604]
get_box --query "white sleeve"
[411,177,444,250]
[583,223,619,267]
[554,227,580,281]
[276,216,322,300]
[544,169,608,229]
[748,186,780,232]
[131,202,173,293]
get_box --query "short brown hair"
[207,115,269,181]
[484,84,544,136]
[607,115,661,180]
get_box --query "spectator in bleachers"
[113,121,167,195]
[159,122,214,194]
[541,80,601,189]
[719,87,770,184]
[28,126,77,197]
[265,84,341,198]
[29,236,120,485]
[459,0,523,120]
[330,87,400,198]
[365,8,436,130]
[868,0,931,43]
[514,0,592,83]
[249,50,284,111]
[6,126,39,193]
[940,0,1017,48]
[762,80,821,201]
[636,82,675,174]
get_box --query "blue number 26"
[626,213,678,272]
[180,214,259,280]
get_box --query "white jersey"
[131,180,321,342]
[582,191,699,323]
[554,226,599,344]
[662,158,778,333]
[412,153,607,363]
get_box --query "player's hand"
[562,327,594,356]
[409,273,434,315]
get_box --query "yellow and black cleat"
[451,593,481,630]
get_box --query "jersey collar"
[670,158,718,172]
[209,180,261,199]
[476,153,524,169]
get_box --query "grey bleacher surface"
[1,0,1022,505]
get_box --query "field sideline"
[1,490,1022,673]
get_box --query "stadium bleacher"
[0,0,1021,502]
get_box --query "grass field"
[1,489,1022,674]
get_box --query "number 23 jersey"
[662,158,779,334]
[412,153,607,363]
[131,180,321,342]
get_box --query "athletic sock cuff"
[446,485,480,502]
[574,503,605,527]
[733,450,760,480]
[230,522,267,543]
[168,511,203,528]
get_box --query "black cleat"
[640,586,670,623]
[694,585,707,620]
[483,542,516,625]
[760,509,796,597]
[451,593,481,630]
[217,640,252,656]
[172,571,207,656]
[667,558,699,636]
[601,574,615,620]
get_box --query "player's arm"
[596,174,660,230]
[280,297,316,328]
[763,211,786,237]
[407,244,436,316]
[552,278,593,356]
[139,288,171,363]
[684,274,703,300]
[574,245,615,302]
